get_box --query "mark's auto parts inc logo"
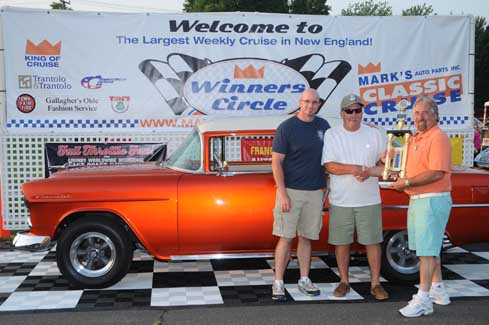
[139,53,352,116]
[25,39,62,68]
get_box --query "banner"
[2,8,472,134]
[44,142,166,176]
[241,138,273,162]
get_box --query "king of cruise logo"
[24,40,62,68]
[183,59,307,115]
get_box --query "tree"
[290,0,331,15]
[50,1,72,10]
[474,16,489,118]
[341,0,392,16]
[183,0,196,12]
[402,3,434,16]
[183,0,289,13]
[183,0,332,14]
[183,0,227,12]
[237,0,289,13]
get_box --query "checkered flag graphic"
[281,54,352,113]
[139,54,211,115]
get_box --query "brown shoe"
[370,284,389,300]
[333,282,350,297]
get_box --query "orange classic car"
[13,116,489,288]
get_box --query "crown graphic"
[25,40,62,55]
[358,62,381,74]
[234,65,265,79]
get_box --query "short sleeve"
[377,128,387,160]
[322,119,331,132]
[428,132,451,172]
[272,124,287,154]
[321,129,335,164]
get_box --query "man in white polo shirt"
[322,93,389,301]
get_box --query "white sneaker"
[399,295,434,318]
[430,286,451,305]
[298,277,320,296]
[272,282,286,301]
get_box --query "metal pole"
[484,101,489,129]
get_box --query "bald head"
[300,88,320,101]
[297,88,321,122]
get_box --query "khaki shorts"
[328,203,383,246]
[272,188,324,240]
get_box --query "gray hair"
[414,96,439,115]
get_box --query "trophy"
[381,98,412,187]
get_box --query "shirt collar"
[413,125,440,141]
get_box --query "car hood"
[23,162,184,203]
[49,162,179,178]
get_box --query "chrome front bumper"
[13,232,51,251]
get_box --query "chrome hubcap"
[386,230,419,274]
[69,232,116,277]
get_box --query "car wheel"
[56,217,133,288]
[381,230,419,283]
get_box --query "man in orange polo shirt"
[390,96,452,318]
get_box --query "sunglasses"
[342,108,362,114]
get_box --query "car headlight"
[21,196,32,227]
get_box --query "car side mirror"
[216,161,229,176]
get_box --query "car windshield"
[165,128,202,171]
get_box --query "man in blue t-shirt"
[271,88,330,301]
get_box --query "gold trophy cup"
[380,98,412,188]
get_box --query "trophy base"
[379,180,395,189]
[387,129,412,136]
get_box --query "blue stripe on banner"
[362,116,469,127]
[6,116,469,129]
[6,119,139,129]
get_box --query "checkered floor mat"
[1,244,489,312]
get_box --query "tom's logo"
[110,96,130,113]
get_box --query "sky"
[1,0,488,17]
